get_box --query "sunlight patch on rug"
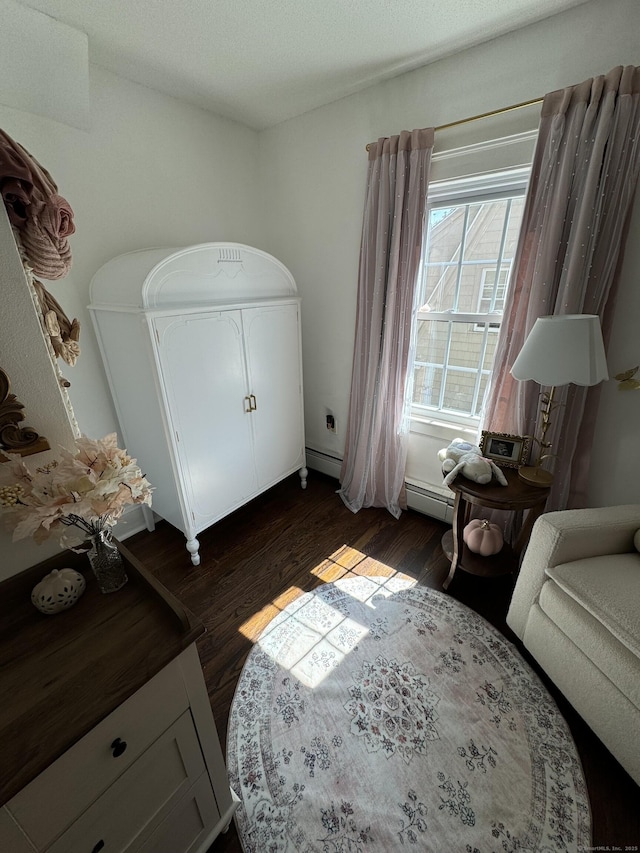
[252,574,417,688]
[228,578,591,852]
[238,547,410,647]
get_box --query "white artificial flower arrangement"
[0,433,152,547]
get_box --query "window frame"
[410,167,530,429]
[474,266,511,331]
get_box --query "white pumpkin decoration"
[31,568,86,615]
[463,519,504,556]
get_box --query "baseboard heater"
[305,448,453,524]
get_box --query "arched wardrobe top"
[89,242,297,311]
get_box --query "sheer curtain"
[483,65,640,512]
[338,128,434,518]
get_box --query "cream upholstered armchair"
[507,504,640,785]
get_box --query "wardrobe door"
[154,311,257,530]
[242,303,304,489]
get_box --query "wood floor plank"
[124,471,640,852]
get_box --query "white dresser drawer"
[8,657,189,850]
[136,773,220,853]
[46,710,205,853]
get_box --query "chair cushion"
[634,528,640,552]
[546,553,640,659]
[538,580,640,707]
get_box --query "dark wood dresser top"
[0,539,204,805]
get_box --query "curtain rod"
[365,96,543,151]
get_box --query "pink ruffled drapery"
[483,66,640,514]
[339,128,434,518]
[0,128,75,280]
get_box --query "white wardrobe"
[89,243,307,565]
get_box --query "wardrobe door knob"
[91,841,105,853]
[110,737,127,757]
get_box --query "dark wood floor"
[124,471,640,851]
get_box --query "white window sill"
[409,415,478,443]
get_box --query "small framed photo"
[479,431,531,469]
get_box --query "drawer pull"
[110,737,127,757]
[92,841,105,853]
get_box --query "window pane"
[412,319,449,408]
[411,177,527,423]
[503,196,525,257]
[478,267,509,312]
[474,373,490,418]
[421,197,522,314]
[462,200,509,261]
[412,364,442,408]
[481,332,499,370]
[456,199,509,312]
[443,369,478,414]
[448,323,485,368]
[414,318,448,365]
[456,263,479,314]
[421,207,465,312]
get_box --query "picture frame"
[479,431,531,469]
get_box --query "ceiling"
[17,0,591,129]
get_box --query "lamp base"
[518,466,554,487]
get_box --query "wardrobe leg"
[186,537,201,566]
[299,466,308,489]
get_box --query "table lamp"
[510,314,609,486]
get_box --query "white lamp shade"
[511,314,609,386]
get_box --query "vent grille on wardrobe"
[218,248,242,263]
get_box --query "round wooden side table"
[441,467,550,590]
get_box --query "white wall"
[1,0,89,129]
[258,0,640,508]
[1,65,262,441]
[0,64,262,575]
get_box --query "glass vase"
[87,529,128,593]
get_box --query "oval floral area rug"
[227,575,590,852]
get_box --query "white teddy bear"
[438,438,508,487]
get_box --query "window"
[410,169,529,426]
[478,266,509,313]
[474,267,510,331]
